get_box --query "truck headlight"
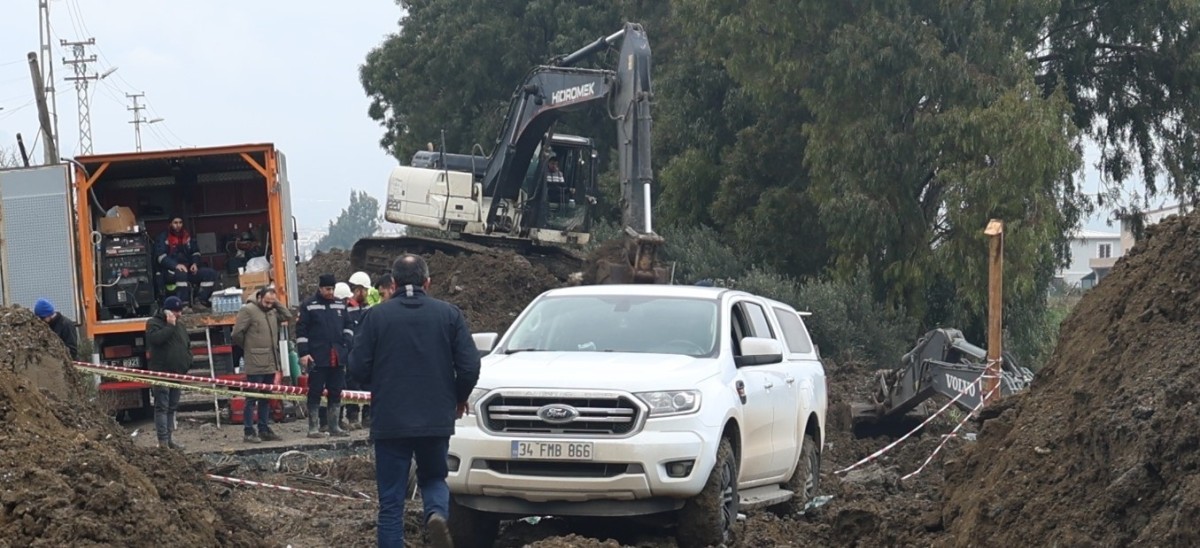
[465,388,489,416]
[635,390,701,417]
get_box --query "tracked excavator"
[851,329,1035,426]
[351,22,668,284]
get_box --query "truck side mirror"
[473,332,499,354]
[735,337,784,367]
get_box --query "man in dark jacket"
[34,298,79,360]
[154,215,218,310]
[146,296,190,450]
[350,254,480,548]
[297,273,351,438]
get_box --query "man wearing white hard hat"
[344,271,372,430]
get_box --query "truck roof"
[541,283,732,300]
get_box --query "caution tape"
[206,474,372,502]
[834,369,994,476]
[74,360,372,402]
[900,381,1003,481]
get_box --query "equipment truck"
[0,143,300,416]
[352,22,667,284]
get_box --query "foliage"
[315,190,380,252]
[360,1,1200,367]
[0,147,22,168]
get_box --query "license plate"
[106,357,140,368]
[510,440,594,461]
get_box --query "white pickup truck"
[448,284,828,547]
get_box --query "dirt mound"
[939,210,1200,546]
[297,248,355,298]
[0,306,266,547]
[299,247,562,335]
[426,251,561,334]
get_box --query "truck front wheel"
[448,495,498,547]
[676,438,738,548]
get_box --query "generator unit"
[99,233,156,316]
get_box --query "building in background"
[1057,229,1123,289]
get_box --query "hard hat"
[349,271,371,289]
[333,282,352,300]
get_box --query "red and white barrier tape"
[206,474,372,501]
[74,360,371,402]
[900,380,1003,481]
[834,369,996,476]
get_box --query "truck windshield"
[502,295,719,357]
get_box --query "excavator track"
[349,235,586,283]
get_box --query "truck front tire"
[448,495,498,547]
[676,437,738,548]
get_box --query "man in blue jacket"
[297,273,352,439]
[350,254,480,548]
[154,215,218,310]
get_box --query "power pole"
[126,93,163,152]
[38,0,60,160]
[62,38,99,155]
[28,52,59,164]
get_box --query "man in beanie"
[154,215,219,310]
[297,273,351,438]
[34,298,79,360]
[146,296,190,450]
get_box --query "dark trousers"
[375,437,450,548]
[243,373,276,435]
[306,367,345,410]
[344,376,368,421]
[164,266,218,304]
[152,386,181,443]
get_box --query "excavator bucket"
[588,230,670,284]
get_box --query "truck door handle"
[763,381,774,389]
[786,376,796,384]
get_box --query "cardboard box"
[98,206,137,234]
[239,270,271,289]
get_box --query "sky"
[0,0,404,230]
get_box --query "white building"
[1057,229,1123,288]
[1057,203,1190,289]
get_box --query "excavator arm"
[480,22,666,283]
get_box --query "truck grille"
[482,393,641,436]
[485,460,629,478]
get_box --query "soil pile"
[939,210,1200,546]
[298,247,562,335]
[0,306,265,547]
[297,248,355,298]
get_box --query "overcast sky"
[0,0,403,229]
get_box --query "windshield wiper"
[504,348,545,355]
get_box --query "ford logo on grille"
[537,404,580,424]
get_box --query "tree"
[315,190,380,252]
[0,147,21,168]
[359,0,650,163]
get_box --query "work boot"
[328,405,350,437]
[307,408,328,439]
[167,439,186,451]
[244,433,262,443]
[426,513,453,548]
[259,429,282,442]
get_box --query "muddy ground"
[14,212,1200,546]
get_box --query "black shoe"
[243,434,262,443]
[259,430,282,442]
[426,514,452,548]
